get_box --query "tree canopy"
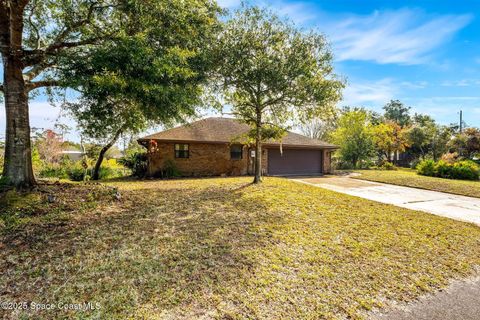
[214,6,344,182]
[331,109,375,168]
[383,100,412,127]
[0,0,220,187]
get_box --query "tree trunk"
[253,111,262,184]
[2,56,35,188]
[1,2,35,188]
[92,127,124,180]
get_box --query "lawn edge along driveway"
[293,176,480,226]
[352,169,480,198]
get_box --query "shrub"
[39,164,69,179]
[452,160,479,180]
[435,160,452,179]
[417,159,436,177]
[67,162,87,181]
[118,152,148,177]
[333,159,354,170]
[357,159,375,169]
[378,161,397,170]
[416,159,479,181]
[161,159,181,178]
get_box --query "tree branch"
[23,2,118,66]
[26,0,41,50]
[23,61,57,81]
[23,35,106,66]
[26,80,60,91]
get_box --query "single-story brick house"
[138,117,337,177]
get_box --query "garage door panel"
[268,148,322,175]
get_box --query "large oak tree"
[213,6,343,183]
[0,0,219,187]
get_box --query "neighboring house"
[59,150,85,162]
[138,117,338,177]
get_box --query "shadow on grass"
[0,179,280,319]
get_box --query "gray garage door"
[268,148,323,175]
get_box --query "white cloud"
[272,1,316,24]
[404,96,480,126]
[216,0,241,9]
[341,78,397,106]
[441,79,480,87]
[321,9,472,65]
[400,81,428,89]
[218,4,472,65]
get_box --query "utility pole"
[459,110,463,133]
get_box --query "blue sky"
[2,0,480,141]
[219,0,480,127]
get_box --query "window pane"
[230,145,242,160]
[175,144,189,151]
[175,144,189,158]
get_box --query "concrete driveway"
[292,176,480,227]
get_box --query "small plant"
[39,163,69,179]
[162,159,181,178]
[378,161,397,170]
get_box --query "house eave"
[137,138,338,150]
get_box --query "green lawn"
[353,168,480,198]
[1,177,480,319]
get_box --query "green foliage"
[215,6,343,124]
[371,121,410,161]
[118,152,148,178]
[416,159,437,177]
[408,115,452,162]
[383,100,411,127]
[379,161,397,170]
[39,164,69,179]
[417,159,479,180]
[213,5,343,181]
[39,159,126,181]
[162,159,181,178]
[331,109,375,168]
[448,127,480,159]
[451,161,480,180]
[62,1,221,147]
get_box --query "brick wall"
[323,149,333,174]
[146,140,331,176]
[147,142,250,177]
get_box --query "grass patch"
[353,168,480,198]
[1,177,479,319]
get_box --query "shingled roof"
[138,117,337,149]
